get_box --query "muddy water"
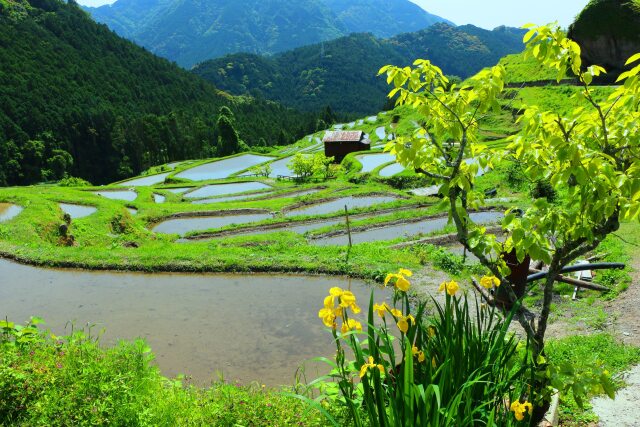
[152,213,272,235]
[312,211,503,246]
[356,153,395,173]
[285,196,399,217]
[185,182,271,199]
[117,172,170,187]
[0,203,23,222]
[0,259,387,385]
[94,190,138,202]
[59,203,97,219]
[174,154,273,181]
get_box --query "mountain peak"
[85,0,452,67]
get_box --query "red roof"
[322,131,364,143]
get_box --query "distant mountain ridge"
[192,24,526,115]
[84,0,452,67]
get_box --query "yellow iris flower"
[438,280,459,296]
[411,346,426,363]
[384,269,412,292]
[327,287,361,314]
[338,291,361,314]
[320,287,358,329]
[341,318,362,334]
[480,275,501,289]
[373,302,390,318]
[359,356,384,378]
[318,307,339,328]
[396,314,415,333]
[510,400,533,421]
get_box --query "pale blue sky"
[410,0,590,30]
[77,0,115,7]
[77,0,590,29]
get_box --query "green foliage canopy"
[379,23,640,361]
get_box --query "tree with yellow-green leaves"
[379,23,639,411]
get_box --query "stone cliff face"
[568,0,640,75]
[576,36,640,71]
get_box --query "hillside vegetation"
[193,24,525,115]
[85,0,451,67]
[0,0,321,186]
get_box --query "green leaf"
[625,53,640,66]
[523,29,537,43]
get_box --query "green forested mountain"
[84,0,451,67]
[192,24,525,115]
[0,0,320,186]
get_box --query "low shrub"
[57,176,92,187]
[377,174,433,190]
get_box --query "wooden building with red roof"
[323,130,370,163]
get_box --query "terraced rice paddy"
[152,212,273,236]
[93,190,138,202]
[174,154,273,181]
[117,172,170,187]
[0,258,390,385]
[311,211,503,246]
[59,203,97,219]
[284,195,399,217]
[0,203,22,222]
[356,153,396,173]
[184,182,272,199]
[378,163,406,177]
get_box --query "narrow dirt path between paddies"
[605,251,640,347]
[592,244,640,426]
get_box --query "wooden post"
[345,205,352,264]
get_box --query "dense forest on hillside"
[85,0,450,67]
[193,24,525,115]
[0,0,322,186]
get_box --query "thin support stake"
[345,205,352,264]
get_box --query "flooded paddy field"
[0,259,388,386]
[311,211,503,246]
[93,190,138,202]
[284,195,400,217]
[174,154,273,181]
[184,182,272,199]
[355,153,396,173]
[152,212,273,235]
[0,203,23,222]
[117,172,171,187]
[59,203,97,219]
